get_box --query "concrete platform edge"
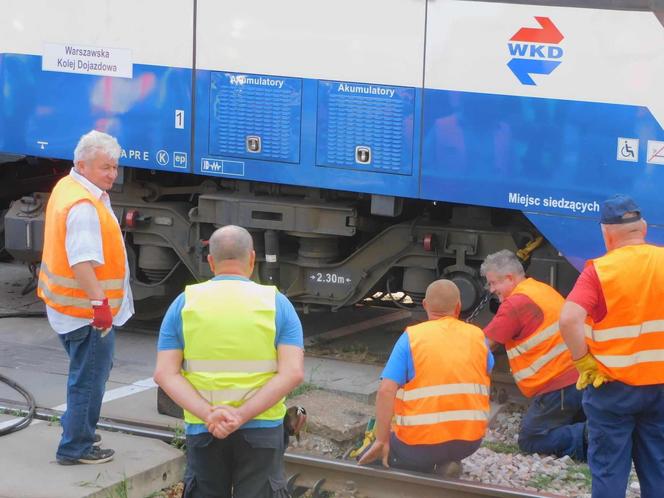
[87,454,185,498]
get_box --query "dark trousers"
[388,433,482,473]
[583,381,664,498]
[184,426,289,498]
[57,325,115,460]
[518,384,586,461]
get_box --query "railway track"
[491,371,526,405]
[1,400,558,498]
[284,453,563,498]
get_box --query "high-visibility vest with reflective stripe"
[181,279,285,425]
[393,317,490,445]
[588,244,664,385]
[504,278,575,398]
[37,175,125,318]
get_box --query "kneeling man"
[359,279,493,474]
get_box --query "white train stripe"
[196,0,425,87]
[0,0,193,68]
[425,1,664,128]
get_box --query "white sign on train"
[42,43,133,78]
[647,140,664,165]
[309,272,352,285]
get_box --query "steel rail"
[491,371,527,405]
[284,453,565,498]
[0,401,180,442]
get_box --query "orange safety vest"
[504,278,575,398]
[587,244,664,385]
[393,317,490,446]
[37,175,125,318]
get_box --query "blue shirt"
[381,331,494,386]
[158,275,303,434]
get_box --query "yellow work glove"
[349,417,376,459]
[573,353,611,390]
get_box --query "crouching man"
[358,279,493,475]
[481,250,586,461]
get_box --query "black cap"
[600,194,641,225]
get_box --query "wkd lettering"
[508,44,563,59]
[507,17,564,85]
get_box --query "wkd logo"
[507,17,564,86]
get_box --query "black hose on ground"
[0,310,45,434]
[0,373,37,436]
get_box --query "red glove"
[91,298,113,331]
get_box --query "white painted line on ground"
[0,377,156,430]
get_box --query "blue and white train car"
[1,0,662,316]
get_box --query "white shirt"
[45,168,134,334]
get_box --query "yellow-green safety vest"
[181,278,285,425]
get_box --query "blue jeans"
[56,325,115,460]
[519,384,586,461]
[583,381,664,498]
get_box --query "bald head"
[423,279,461,318]
[209,225,254,264]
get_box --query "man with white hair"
[481,250,585,460]
[38,130,133,465]
[560,194,664,498]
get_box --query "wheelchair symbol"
[620,141,634,159]
[617,138,638,163]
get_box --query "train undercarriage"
[2,159,579,320]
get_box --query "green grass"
[527,473,556,489]
[144,491,171,498]
[106,477,129,498]
[564,463,592,487]
[75,472,103,489]
[170,424,186,451]
[341,343,369,354]
[481,440,520,454]
[4,408,24,417]
[287,382,317,399]
[0,408,24,417]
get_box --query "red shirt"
[484,293,578,395]
[566,263,608,323]
[484,294,543,344]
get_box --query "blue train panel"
[0,54,192,172]
[209,72,302,163]
[526,213,664,270]
[194,71,422,199]
[420,89,664,266]
[316,81,415,175]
